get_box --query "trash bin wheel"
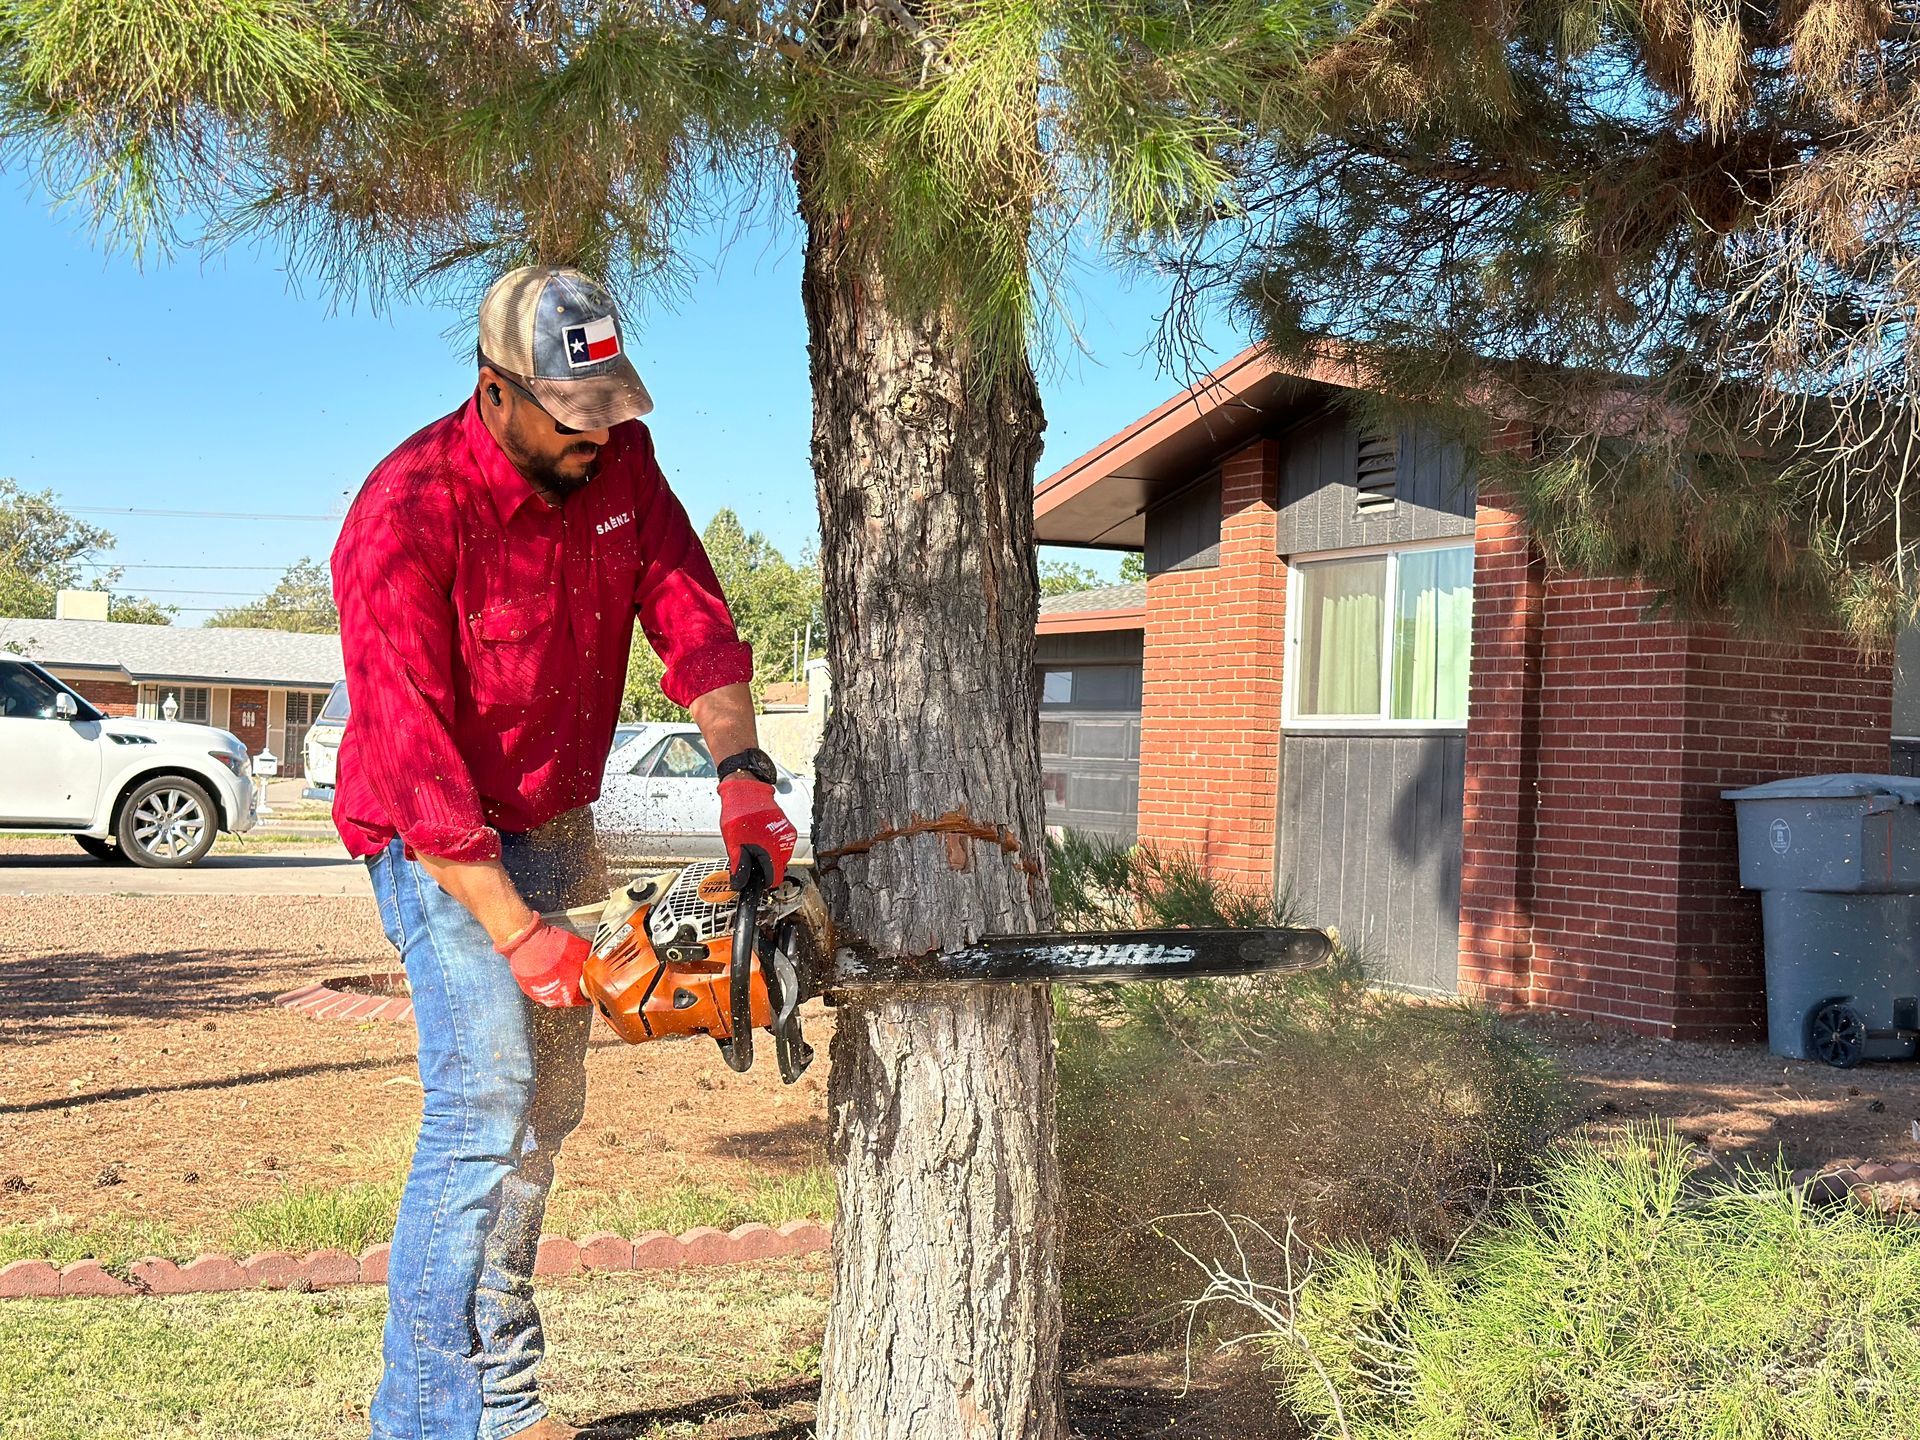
[1808,1001,1867,1069]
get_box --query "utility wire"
[68,506,340,522]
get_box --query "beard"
[524,443,600,496]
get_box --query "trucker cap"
[478,266,653,431]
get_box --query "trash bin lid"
[1722,773,1920,804]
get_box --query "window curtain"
[1391,548,1473,720]
[1300,558,1385,715]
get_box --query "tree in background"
[204,557,338,633]
[1167,0,1920,640]
[1037,558,1106,596]
[0,4,1321,1429]
[622,510,822,722]
[1119,552,1146,584]
[0,478,174,623]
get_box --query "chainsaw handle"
[721,868,766,1073]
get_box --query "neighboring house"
[0,614,345,779]
[1032,343,1901,1041]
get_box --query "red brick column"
[1136,438,1287,886]
[1457,495,1545,1010]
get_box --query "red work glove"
[720,776,798,889]
[496,920,591,1008]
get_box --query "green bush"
[1259,1125,1920,1440]
[1048,832,1567,1354]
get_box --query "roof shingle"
[0,618,344,689]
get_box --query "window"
[319,680,350,722]
[0,660,67,719]
[644,734,715,780]
[1040,670,1074,705]
[158,686,211,724]
[1288,543,1472,725]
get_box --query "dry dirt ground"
[0,845,830,1233]
[6,830,1920,1236]
[1511,1009,1920,1175]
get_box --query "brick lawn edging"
[276,976,414,1025]
[0,1221,830,1299]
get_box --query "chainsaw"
[545,865,1334,1085]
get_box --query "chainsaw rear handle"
[719,865,766,1073]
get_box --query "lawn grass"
[0,1260,830,1440]
[551,1165,837,1238]
[227,1179,403,1256]
[0,1216,195,1273]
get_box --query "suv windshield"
[319,680,350,722]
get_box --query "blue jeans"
[365,813,608,1440]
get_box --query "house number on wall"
[239,707,262,727]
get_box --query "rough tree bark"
[796,139,1066,1439]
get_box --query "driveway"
[0,845,370,897]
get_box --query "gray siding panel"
[1276,732,1464,993]
[1277,413,1476,555]
[1145,474,1222,574]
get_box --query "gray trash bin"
[1724,774,1920,1067]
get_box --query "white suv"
[0,655,258,867]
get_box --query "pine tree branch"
[686,0,813,64]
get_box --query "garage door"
[1037,662,1141,842]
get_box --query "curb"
[276,976,414,1026]
[0,1221,831,1300]
[1791,1160,1920,1209]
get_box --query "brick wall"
[1458,495,1545,1008]
[1135,438,1288,886]
[67,677,137,717]
[1459,523,1895,1038]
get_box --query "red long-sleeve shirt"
[330,397,752,862]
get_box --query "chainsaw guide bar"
[547,867,1334,1085]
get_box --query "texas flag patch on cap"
[563,315,621,368]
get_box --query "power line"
[77,561,294,572]
[69,506,341,522]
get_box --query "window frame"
[1282,536,1474,734]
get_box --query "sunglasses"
[483,360,587,436]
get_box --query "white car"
[302,678,349,798]
[0,654,258,867]
[593,723,814,867]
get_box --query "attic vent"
[1355,432,1397,513]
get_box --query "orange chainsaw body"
[583,904,773,1045]
[575,866,821,1049]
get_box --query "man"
[331,265,799,1440]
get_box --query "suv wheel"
[117,776,218,868]
[74,835,128,864]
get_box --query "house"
[0,611,345,778]
[1032,344,1908,1040]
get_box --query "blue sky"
[0,177,1237,622]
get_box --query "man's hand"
[720,776,798,888]
[496,920,592,1008]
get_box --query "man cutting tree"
[330,266,798,1440]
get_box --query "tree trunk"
[797,146,1065,1440]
